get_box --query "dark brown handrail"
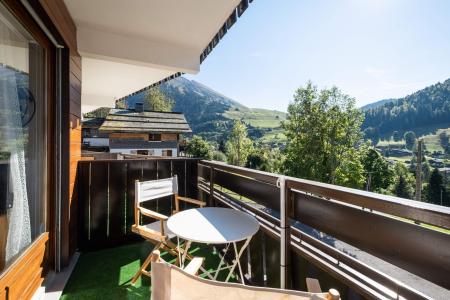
[200,160,450,230]
[200,160,279,185]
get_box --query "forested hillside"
[361,98,396,111]
[363,78,450,137]
[117,77,286,143]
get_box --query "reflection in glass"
[0,5,46,273]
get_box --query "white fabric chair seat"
[143,221,176,239]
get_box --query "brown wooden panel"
[70,99,81,118]
[69,71,81,95]
[286,178,450,230]
[70,55,81,71]
[200,161,279,186]
[69,113,80,129]
[157,160,172,179]
[213,169,280,211]
[89,162,109,243]
[70,128,82,143]
[0,233,48,299]
[161,133,178,141]
[77,159,199,250]
[70,158,81,171]
[69,168,78,187]
[110,133,149,140]
[70,143,81,157]
[70,84,81,103]
[108,162,128,241]
[185,160,198,199]
[292,192,450,289]
[39,0,77,53]
[69,57,82,82]
[173,160,186,196]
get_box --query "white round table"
[167,207,260,283]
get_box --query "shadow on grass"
[61,241,230,299]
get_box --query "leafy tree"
[185,135,212,159]
[427,168,448,205]
[404,131,416,150]
[246,149,268,171]
[361,146,394,191]
[266,148,285,174]
[144,87,174,112]
[246,147,284,173]
[392,131,401,142]
[282,81,365,188]
[212,151,227,162]
[226,120,254,166]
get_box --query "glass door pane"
[0,4,47,273]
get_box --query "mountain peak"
[117,76,285,142]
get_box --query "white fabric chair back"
[151,260,332,300]
[135,176,178,203]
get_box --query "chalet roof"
[82,117,106,128]
[99,109,192,134]
[110,140,178,150]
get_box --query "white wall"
[110,148,177,157]
[84,137,110,147]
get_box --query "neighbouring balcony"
[61,158,450,299]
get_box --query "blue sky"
[186,0,450,111]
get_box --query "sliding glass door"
[0,2,48,274]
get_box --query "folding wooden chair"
[151,250,340,300]
[130,175,206,284]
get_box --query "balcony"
[58,157,450,299]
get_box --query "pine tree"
[395,175,413,199]
[427,168,445,205]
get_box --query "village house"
[82,104,191,157]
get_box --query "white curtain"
[0,17,31,265]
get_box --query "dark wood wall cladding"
[77,159,200,251]
[38,0,82,266]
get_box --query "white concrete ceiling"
[63,0,241,112]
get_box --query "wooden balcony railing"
[198,160,450,300]
[76,158,200,249]
[76,158,450,299]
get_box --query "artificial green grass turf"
[61,241,234,300]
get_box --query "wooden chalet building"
[82,105,191,157]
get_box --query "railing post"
[278,176,291,289]
[209,166,215,207]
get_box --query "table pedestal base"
[177,237,253,284]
